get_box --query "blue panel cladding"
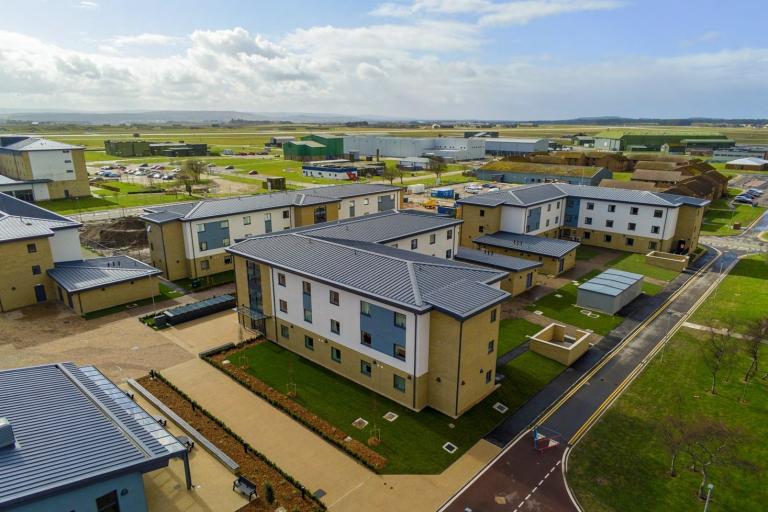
[526,207,541,232]
[360,303,406,359]
[378,194,395,211]
[198,220,230,250]
[564,197,580,227]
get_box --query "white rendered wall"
[28,150,76,182]
[576,200,679,240]
[49,227,83,262]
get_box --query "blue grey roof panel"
[0,363,184,508]
[0,193,80,225]
[422,279,508,318]
[578,269,643,296]
[48,256,161,292]
[455,247,542,272]
[475,232,579,258]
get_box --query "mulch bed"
[208,340,387,471]
[137,375,323,512]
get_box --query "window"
[31,265,41,275]
[654,209,664,218]
[303,308,312,323]
[583,231,591,239]
[394,312,406,329]
[547,204,552,212]
[331,347,341,362]
[479,225,484,233]
[429,233,436,245]
[265,213,271,221]
[243,215,251,225]
[26,243,37,253]
[64,159,71,163]
[197,224,205,232]
[360,301,372,317]
[479,209,485,217]
[586,202,594,210]
[490,309,497,323]
[200,260,210,270]
[199,241,208,251]
[360,360,372,377]
[607,204,616,213]
[302,281,311,294]
[486,370,493,384]
[330,319,340,334]
[410,239,418,250]
[445,249,452,259]
[282,210,290,219]
[584,217,592,225]
[361,330,372,346]
[280,324,289,338]
[556,201,561,209]
[555,216,559,224]
[447,229,453,240]
[222,238,230,246]
[277,273,286,286]
[224,256,232,265]
[546,219,550,227]
[487,340,495,354]
[279,299,288,313]
[604,234,612,243]
[304,336,314,350]
[394,344,406,360]
[630,207,639,215]
[626,238,635,247]
[649,241,658,250]
[363,198,369,205]
[628,222,636,231]
[220,220,229,228]
[651,225,660,234]
[526,271,534,288]
[329,290,339,305]
[605,220,614,228]
[96,490,120,512]
[393,374,406,392]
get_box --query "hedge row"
[201,342,385,473]
[149,370,326,511]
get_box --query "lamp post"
[703,483,714,512]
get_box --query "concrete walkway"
[496,341,530,367]
[162,358,499,512]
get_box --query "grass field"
[701,205,766,235]
[173,270,235,292]
[612,172,633,181]
[690,255,768,333]
[497,317,544,356]
[525,270,624,335]
[607,253,680,282]
[231,341,565,474]
[569,328,768,512]
[37,192,199,214]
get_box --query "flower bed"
[204,340,387,471]
[137,373,325,512]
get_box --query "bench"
[233,476,258,501]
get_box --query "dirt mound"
[81,216,148,249]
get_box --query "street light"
[703,483,714,512]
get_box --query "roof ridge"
[295,233,420,265]
[406,262,422,306]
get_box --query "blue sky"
[0,0,766,119]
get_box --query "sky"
[0,0,766,119]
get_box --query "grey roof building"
[474,232,580,258]
[0,363,189,511]
[577,268,644,315]
[0,193,81,242]
[454,247,543,272]
[48,255,162,293]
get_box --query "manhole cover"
[493,402,509,414]
[534,310,543,315]
[352,418,368,430]
[555,294,563,298]
[383,411,398,422]
[443,442,458,454]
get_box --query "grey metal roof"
[0,194,80,242]
[578,269,643,297]
[0,193,79,225]
[475,231,580,258]
[0,136,80,152]
[48,255,161,293]
[268,210,460,244]
[455,247,542,272]
[228,234,507,319]
[422,280,508,318]
[0,363,185,508]
[141,184,400,224]
[457,183,709,208]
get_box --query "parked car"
[464,184,482,194]
[139,163,149,167]
[742,190,761,198]
[734,195,755,205]
[248,170,259,175]
[225,165,235,170]
[150,172,162,179]
[746,188,764,196]
[162,174,174,180]
[481,183,497,189]
[99,165,113,171]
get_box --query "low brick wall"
[645,251,689,272]
[529,323,591,367]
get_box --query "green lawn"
[641,281,664,296]
[93,181,160,194]
[569,328,768,512]
[690,255,768,333]
[174,270,235,292]
[525,270,624,335]
[701,205,766,235]
[607,253,680,282]
[497,317,544,356]
[37,193,199,214]
[612,172,633,181]
[576,246,602,261]
[232,341,565,474]
[401,174,475,188]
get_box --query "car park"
[742,190,761,198]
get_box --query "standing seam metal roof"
[474,232,579,258]
[578,269,643,296]
[47,255,162,292]
[454,247,542,272]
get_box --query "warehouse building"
[141,184,402,281]
[268,136,296,146]
[104,140,208,157]
[711,146,768,162]
[577,268,643,314]
[593,130,733,152]
[0,136,90,200]
[464,131,499,138]
[483,138,549,156]
[725,157,768,171]
[343,135,485,161]
[475,161,612,185]
[457,183,709,260]
[283,140,328,161]
[0,362,190,512]
[228,231,509,418]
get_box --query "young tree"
[176,159,206,195]
[700,324,736,394]
[683,419,743,499]
[660,415,689,477]
[427,156,447,185]
[381,165,399,185]
[744,318,766,383]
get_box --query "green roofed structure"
[593,130,733,152]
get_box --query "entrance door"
[349,200,356,217]
[34,284,47,303]
[558,258,565,273]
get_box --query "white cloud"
[77,1,99,9]
[0,27,765,119]
[111,33,183,47]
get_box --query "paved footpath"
[442,247,734,512]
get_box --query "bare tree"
[700,323,736,394]
[744,318,766,383]
[177,159,206,195]
[427,156,447,185]
[683,419,741,499]
[660,415,689,477]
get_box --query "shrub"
[264,482,275,504]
